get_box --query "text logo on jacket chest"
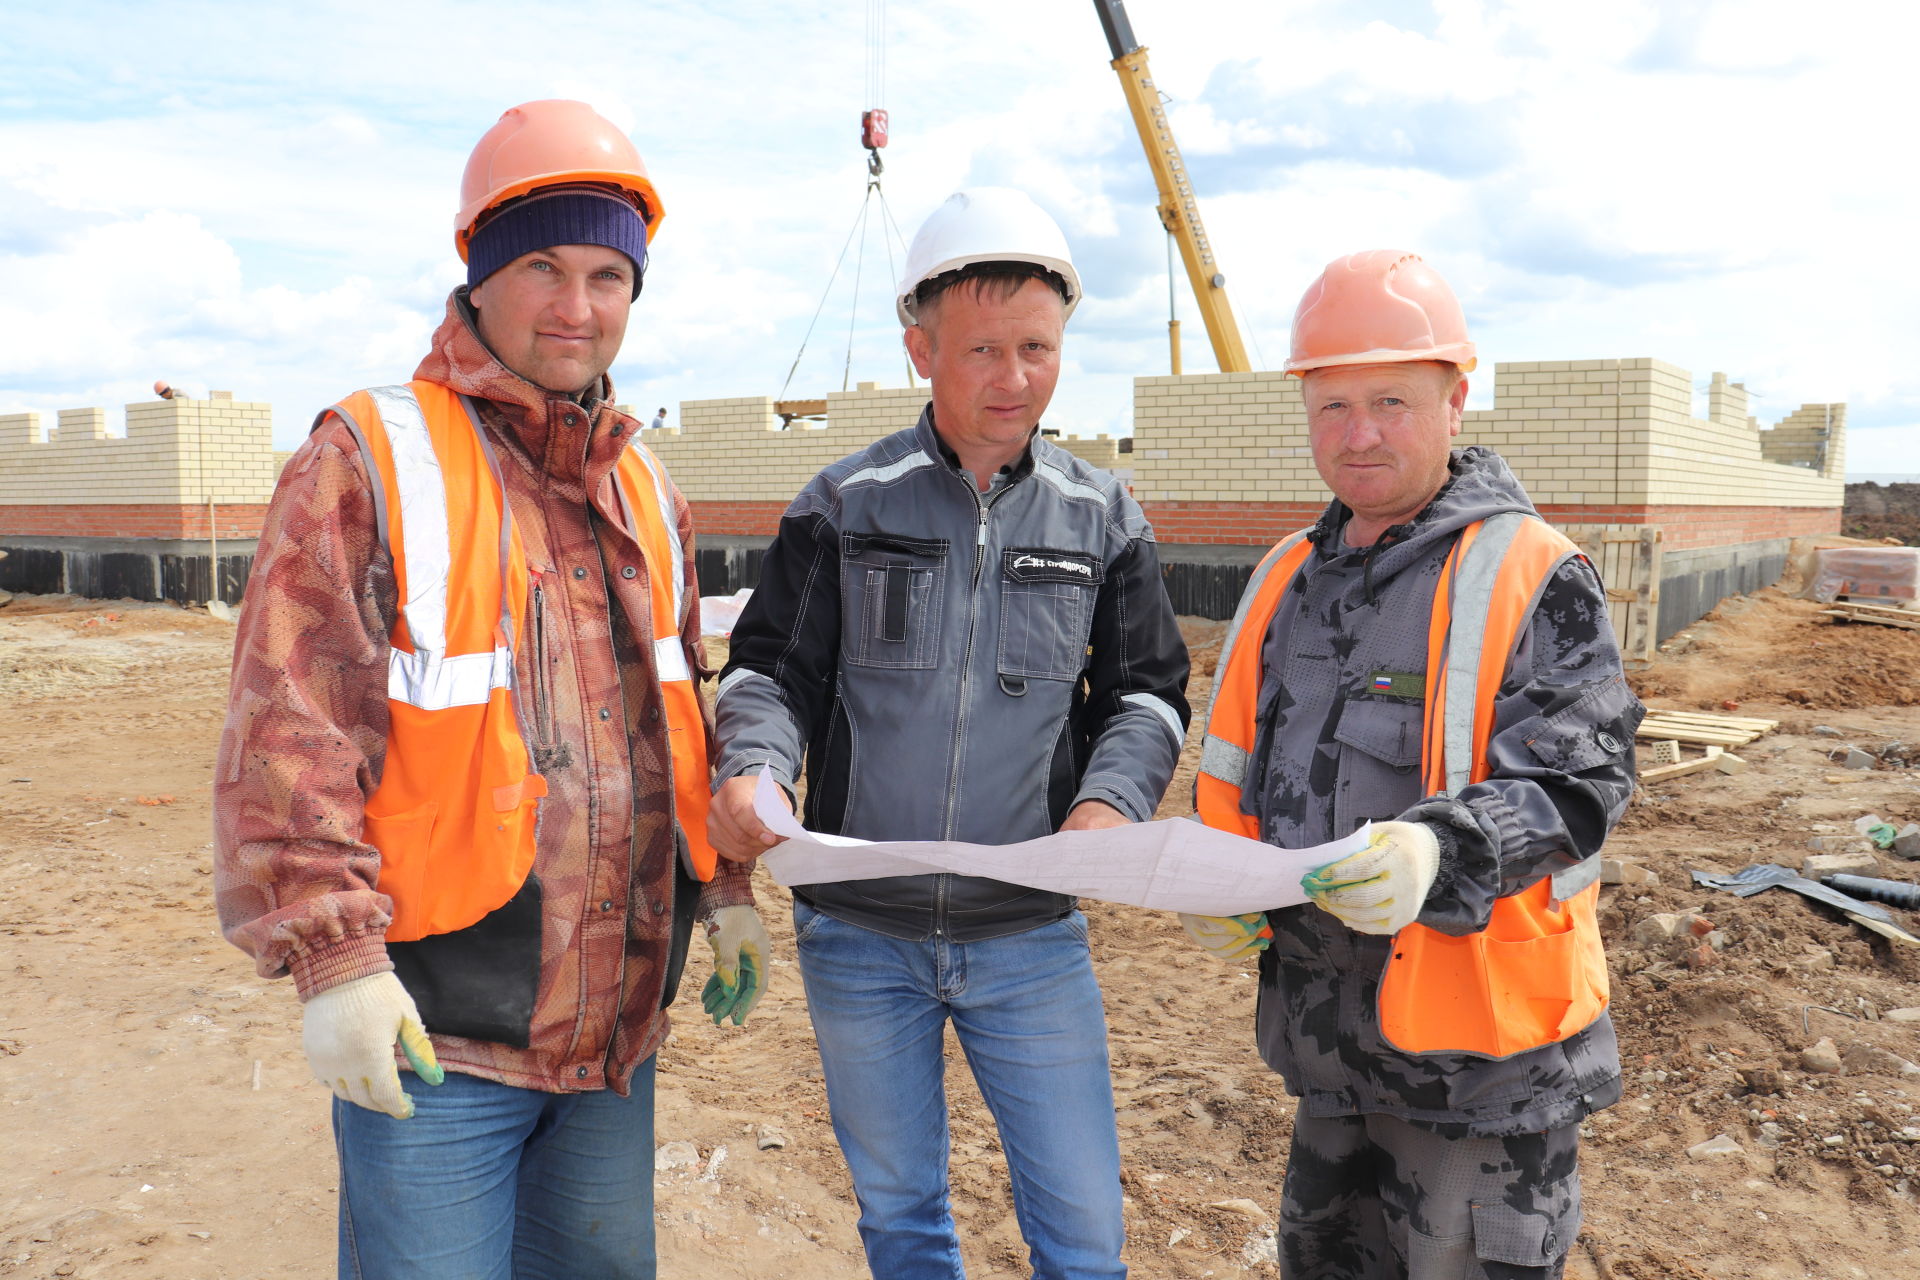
[1004,549,1103,584]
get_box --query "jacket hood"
[1309,445,1541,591]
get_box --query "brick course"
[0,503,272,540]
[5,362,1845,555]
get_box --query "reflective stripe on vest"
[611,438,717,881]
[1196,513,1610,1059]
[323,383,713,943]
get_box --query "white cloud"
[0,0,1909,485]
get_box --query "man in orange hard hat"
[214,100,767,1279]
[1183,250,1642,1278]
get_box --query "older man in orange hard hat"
[1183,251,1643,1279]
[213,100,768,1279]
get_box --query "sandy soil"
[2,577,1917,1279]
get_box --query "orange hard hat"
[456,100,664,261]
[1284,250,1476,376]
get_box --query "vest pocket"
[841,531,949,669]
[997,548,1103,681]
[362,800,439,941]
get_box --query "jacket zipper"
[530,581,555,753]
[935,477,1009,937]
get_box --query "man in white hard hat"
[1183,250,1641,1278]
[213,100,767,1279]
[706,188,1191,1277]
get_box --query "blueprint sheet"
[752,770,1369,916]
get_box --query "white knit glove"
[701,905,771,1026]
[301,972,444,1118]
[1302,822,1441,936]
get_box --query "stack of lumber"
[1634,708,1777,783]
[1822,601,1920,630]
[1636,708,1778,748]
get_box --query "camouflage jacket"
[1248,446,1640,1134]
[212,291,752,1096]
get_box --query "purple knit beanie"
[466,188,649,298]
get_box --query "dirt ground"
[2,563,1918,1279]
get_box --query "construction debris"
[1821,600,1920,629]
[1636,742,1747,784]
[1820,874,1920,910]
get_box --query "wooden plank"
[1636,726,1754,747]
[1638,746,1726,783]
[1641,709,1780,730]
[1831,600,1919,615]
[1638,718,1774,736]
[1555,523,1658,663]
[1823,608,1920,631]
[1637,715,1767,734]
[1630,528,1660,663]
[1638,719,1774,737]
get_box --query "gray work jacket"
[1244,447,1641,1134]
[715,407,1190,941]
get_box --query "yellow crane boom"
[1093,0,1251,374]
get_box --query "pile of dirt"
[1634,587,1920,708]
[1846,482,1920,546]
[2,588,1917,1279]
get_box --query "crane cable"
[866,0,885,126]
[778,0,914,401]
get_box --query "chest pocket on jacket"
[1332,697,1424,831]
[841,531,950,670]
[998,548,1104,682]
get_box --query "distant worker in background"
[1183,251,1642,1278]
[650,405,668,431]
[213,99,767,1280]
[707,187,1191,1278]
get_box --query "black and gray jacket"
[714,407,1190,941]
[1248,446,1642,1135]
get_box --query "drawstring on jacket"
[1360,523,1413,606]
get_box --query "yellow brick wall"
[0,393,277,506]
[1128,359,1844,510]
[4,362,1845,516]
[629,383,924,501]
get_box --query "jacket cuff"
[1073,775,1153,824]
[714,753,795,797]
[696,857,758,915]
[1402,797,1502,936]
[288,933,393,1002]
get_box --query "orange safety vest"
[1197,512,1611,1059]
[325,381,716,943]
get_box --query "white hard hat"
[896,188,1082,325]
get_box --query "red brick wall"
[1138,501,1327,545]
[1145,501,1840,551]
[0,504,270,540]
[1557,504,1841,552]
[689,501,789,538]
[9,498,1836,554]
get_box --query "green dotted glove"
[1178,912,1272,960]
[701,904,769,1026]
[1302,821,1440,935]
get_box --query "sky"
[2,0,1914,479]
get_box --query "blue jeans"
[794,901,1126,1279]
[331,1058,657,1280]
